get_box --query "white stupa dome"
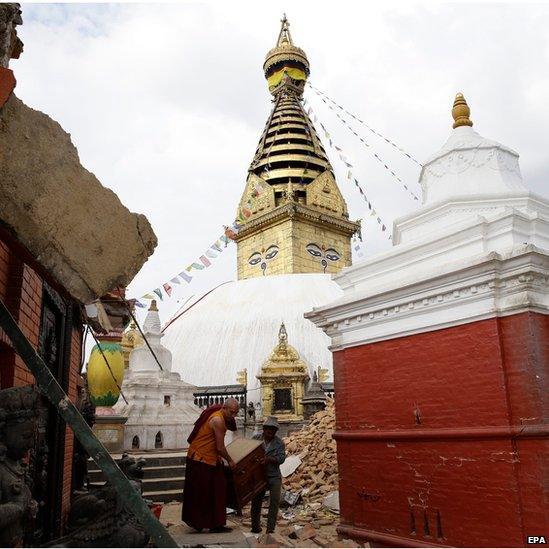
[161,273,343,397]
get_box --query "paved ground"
[159,501,344,548]
[160,502,255,548]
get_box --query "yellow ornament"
[87,341,125,407]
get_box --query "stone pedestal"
[113,301,201,451]
[92,407,127,453]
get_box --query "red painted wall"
[0,230,82,533]
[333,314,549,547]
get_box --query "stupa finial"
[149,300,158,312]
[452,93,473,129]
[277,13,293,46]
[278,321,288,344]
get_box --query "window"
[164,395,171,406]
[132,435,140,449]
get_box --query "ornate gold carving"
[306,171,348,217]
[257,322,309,421]
[237,174,275,222]
[236,368,247,386]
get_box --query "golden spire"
[277,13,293,46]
[452,93,473,129]
[149,299,158,312]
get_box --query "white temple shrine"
[114,300,200,451]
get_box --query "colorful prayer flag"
[178,271,192,283]
[153,288,163,301]
[170,277,181,285]
[163,283,173,297]
[211,241,222,252]
[199,255,211,268]
[142,293,156,300]
[205,249,217,259]
[135,300,147,308]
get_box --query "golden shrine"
[256,322,309,422]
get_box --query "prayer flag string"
[132,178,272,306]
[307,82,423,167]
[303,91,420,203]
[303,102,391,241]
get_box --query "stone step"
[89,476,185,493]
[142,476,185,492]
[87,452,186,471]
[88,464,185,483]
[142,488,183,504]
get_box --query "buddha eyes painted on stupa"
[248,245,279,274]
[306,243,341,272]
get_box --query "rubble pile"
[283,399,338,501]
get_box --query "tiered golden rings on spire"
[452,92,473,129]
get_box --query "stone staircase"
[87,451,186,503]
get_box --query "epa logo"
[527,536,547,545]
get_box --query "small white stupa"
[114,300,201,451]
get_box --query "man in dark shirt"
[251,416,286,534]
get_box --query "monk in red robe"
[182,398,240,532]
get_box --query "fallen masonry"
[282,398,338,502]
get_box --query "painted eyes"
[248,246,279,267]
[265,246,279,260]
[325,249,341,262]
[248,253,262,266]
[306,244,322,257]
[306,244,341,262]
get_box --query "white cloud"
[13,2,549,325]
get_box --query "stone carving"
[65,453,149,547]
[0,3,23,69]
[0,385,40,547]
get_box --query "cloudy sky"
[14,1,549,325]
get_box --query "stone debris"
[282,399,338,502]
[296,524,316,540]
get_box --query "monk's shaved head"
[223,398,240,412]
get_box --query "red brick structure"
[332,313,548,547]
[307,96,549,547]
[0,225,83,535]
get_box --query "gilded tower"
[235,16,360,280]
